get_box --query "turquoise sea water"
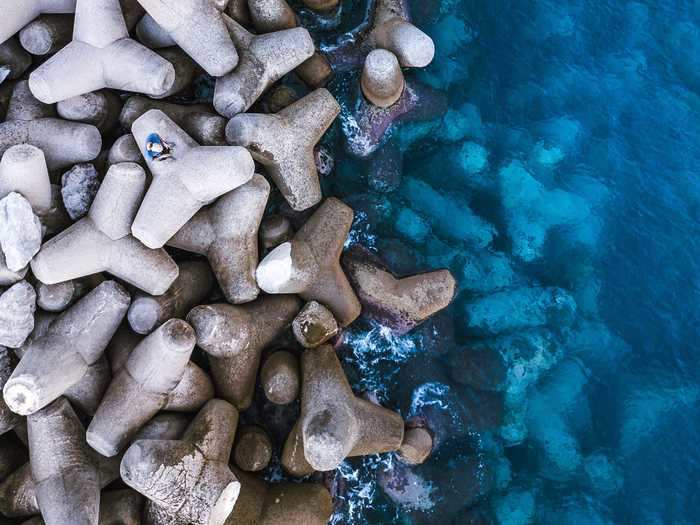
[310,0,700,523]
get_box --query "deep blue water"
[312,0,700,523]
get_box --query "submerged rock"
[379,453,497,522]
[464,286,577,337]
[460,250,518,295]
[498,161,591,262]
[492,488,536,525]
[583,452,623,496]
[0,192,42,272]
[401,177,495,248]
[527,359,590,481]
[448,345,508,392]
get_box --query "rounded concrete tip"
[393,23,435,68]
[361,49,404,108]
[27,70,54,104]
[131,223,165,250]
[119,440,147,485]
[96,280,131,307]
[302,408,354,471]
[107,161,146,182]
[152,62,176,98]
[36,281,75,312]
[161,319,196,353]
[3,377,41,416]
[3,143,44,163]
[29,256,56,286]
[86,428,120,457]
[19,23,53,55]
[128,297,160,334]
[186,304,218,343]
[214,90,246,119]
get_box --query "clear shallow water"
[313,0,700,523]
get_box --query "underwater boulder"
[447,345,508,392]
[378,452,497,523]
[583,452,623,497]
[368,138,403,193]
[526,359,590,481]
[460,250,519,295]
[492,488,536,525]
[497,161,591,262]
[401,177,496,248]
[464,286,577,337]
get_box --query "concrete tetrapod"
[255,197,361,326]
[225,89,340,211]
[344,79,446,158]
[0,0,76,46]
[292,300,339,348]
[121,399,240,525]
[213,15,314,118]
[35,275,102,312]
[246,0,333,88]
[28,0,175,104]
[56,89,122,133]
[87,319,196,457]
[150,47,199,100]
[136,0,238,76]
[31,162,179,295]
[0,81,101,170]
[18,14,74,56]
[120,96,227,146]
[0,348,21,435]
[397,426,433,465]
[233,425,272,472]
[27,398,100,525]
[301,0,339,11]
[128,260,214,334]
[131,109,255,249]
[247,0,296,32]
[0,145,53,216]
[107,134,144,167]
[224,468,333,525]
[187,295,302,410]
[343,245,457,334]
[225,0,251,25]
[0,412,189,519]
[260,350,300,405]
[282,345,404,476]
[3,281,129,416]
[89,162,147,240]
[325,0,434,73]
[15,310,111,416]
[361,48,405,108]
[106,324,214,413]
[99,490,144,525]
[167,175,269,304]
[135,0,227,49]
[259,214,293,252]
